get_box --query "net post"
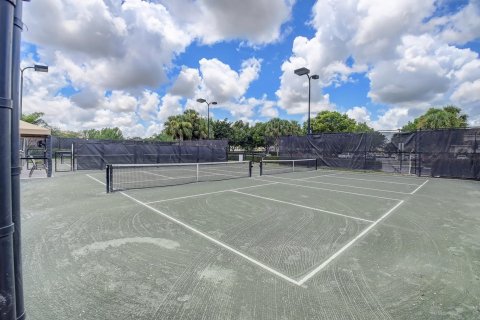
[315,158,318,170]
[71,143,75,171]
[249,161,252,177]
[106,165,111,193]
[259,160,263,176]
[292,160,295,172]
[196,163,199,182]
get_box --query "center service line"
[120,191,301,286]
[86,174,301,285]
[410,179,429,194]
[297,200,404,285]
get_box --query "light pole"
[294,67,319,135]
[196,98,217,139]
[20,64,48,114]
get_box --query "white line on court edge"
[267,175,412,195]
[120,191,301,286]
[297,200,405,285]
[301,174,421,186]
[86,174,105,186]
[146,182,279,204]
[253,178,402,201]
[232,190,374,223]
[410,179,429,194]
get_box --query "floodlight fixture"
[294,67,310,76]
[33,64,49,72]
[20,64,49,113]
[196,98,218,139]
[294,67,319,135]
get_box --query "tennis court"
[20,161,480,319]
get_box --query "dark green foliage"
[83,127,124,140]
[21,112,48,127]
[401,106,468,132]
[163,109,207,140]
[212,119,233,140]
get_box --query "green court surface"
[21,166,480,319]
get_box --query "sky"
[20,0,480,138]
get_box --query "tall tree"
[163,109,207,140]
[147,133,174,142]
[354,122,375,132]
[401,106,468,131]
[83,127,124,140]
[21,112,48,127]
[184,109,207,140]
[230,120,250,151]
[50,127,81,138]
[309,111,357,133]
[265,118,302,155]
[164,115,193,141]
[212,119,233,140]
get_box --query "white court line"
[232,190,374,223]
[319,170,424,181]
[410,179,429,194]
[86,174,300,285]
[254,178,402,201]
[120,191,301,286]
[146,182,279,204]
[85,174,404,286]
[86,174,105,186]
[297,200,404,285]
[267,175,412,195]
[301,174,420,186]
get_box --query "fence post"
[363,133,367,170]
[418,129,422,177]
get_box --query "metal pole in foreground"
[11,0,26,318]
[308,76,311,135]
[0,0,17,319]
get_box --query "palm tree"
[164,116,193,141]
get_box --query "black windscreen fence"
[279,128,480,180]
[51,138,228,170]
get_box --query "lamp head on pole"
[34,65,49,72]
[311,74,319,79]
[294,67,310,76]
[196,98,206,103]
[211,102,217,105]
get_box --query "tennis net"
[106,161,252,192]
[260,159,317,176]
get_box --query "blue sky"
[20,0,480,137]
